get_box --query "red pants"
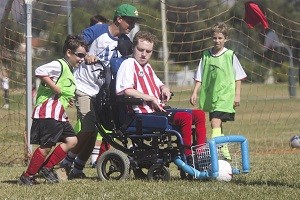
[173,110,206,155]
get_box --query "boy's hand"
[68,98,75,107]
[151,96,166,112]
[234,95,240,108]
[85,54,98,64]
[190,94,197,106]
[161,86,172,103]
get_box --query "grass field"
[1,83,300,199]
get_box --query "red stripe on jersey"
[39,99,49,118]
[58,105,65,121]
[145,65,161,98]
[134,62,148,94]
[51,98,59,119]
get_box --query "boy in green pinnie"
[190,22,247,160]
[19,35,87,185]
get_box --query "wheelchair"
[92,58,193,181]
[93,58,250,181]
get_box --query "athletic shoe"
[56,165,71,181]
[39,167,59,183]
[19,173,37,186]
[68,170,86,180]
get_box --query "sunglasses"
[73,52,86,59]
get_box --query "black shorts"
[209,111,235,122]
[30,118,76,148]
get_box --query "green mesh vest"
[199,49,235,113]
[35,59,76,109]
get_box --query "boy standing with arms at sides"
[18,35,87,185]
[58,4,142,180]
[190,22,247,160]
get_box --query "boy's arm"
[190,81,201,106]
[124,88,165,112]
[39,76,61,95]
[234,80,241,107]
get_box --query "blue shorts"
[30,118,76,148]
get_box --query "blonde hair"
[211,22,229,38]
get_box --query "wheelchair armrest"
[116,96,144,105]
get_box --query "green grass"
[1,83,300,199]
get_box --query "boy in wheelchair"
[115,31,207,164]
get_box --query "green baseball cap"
[114,4,143,21]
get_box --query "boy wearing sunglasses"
[18,35,87,185]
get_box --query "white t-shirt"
[74,24,130,97]
[194,47,247,82]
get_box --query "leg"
[71,133,97,175]
[41,122,77,182]
[91,136,101,167]
[173,112,193,156]
[3,89,9,109]
[60,91,95,168]
[19,146,50,185]
[211,117,231,160]
[192,109,207,145]
[96,139,111,162]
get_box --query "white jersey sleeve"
[233,54,247,80]
[194,58,203,82]
[115,58,135,95]
[35,60,62,83]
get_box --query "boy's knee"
[67,136,78,149]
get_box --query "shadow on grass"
[233,179,300,188]
[2,175,99,185]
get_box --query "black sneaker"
[39,167,59,183]
[19,173,37,186]
[68,170,86,180]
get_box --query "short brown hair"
[133,31,158,48]
[62,35,87,54]
[211,22,229,38]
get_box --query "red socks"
[24,148,46,176]
[43,145,67,169]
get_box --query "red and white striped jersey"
[116,58,164,113]
[32,60,69,121]
[32,95,68,121]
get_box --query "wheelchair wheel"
[147,164,170,181]
[97,149,130,180]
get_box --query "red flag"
[244,1,269,29]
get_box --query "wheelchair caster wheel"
[147,164,170,181]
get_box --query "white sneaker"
[3,104,9,109]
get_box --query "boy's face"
[117,16,136,34]
[133,39,154,66]
[67,46,86,68]
[212,32,227,52]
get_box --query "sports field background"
[1,0,300,199]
